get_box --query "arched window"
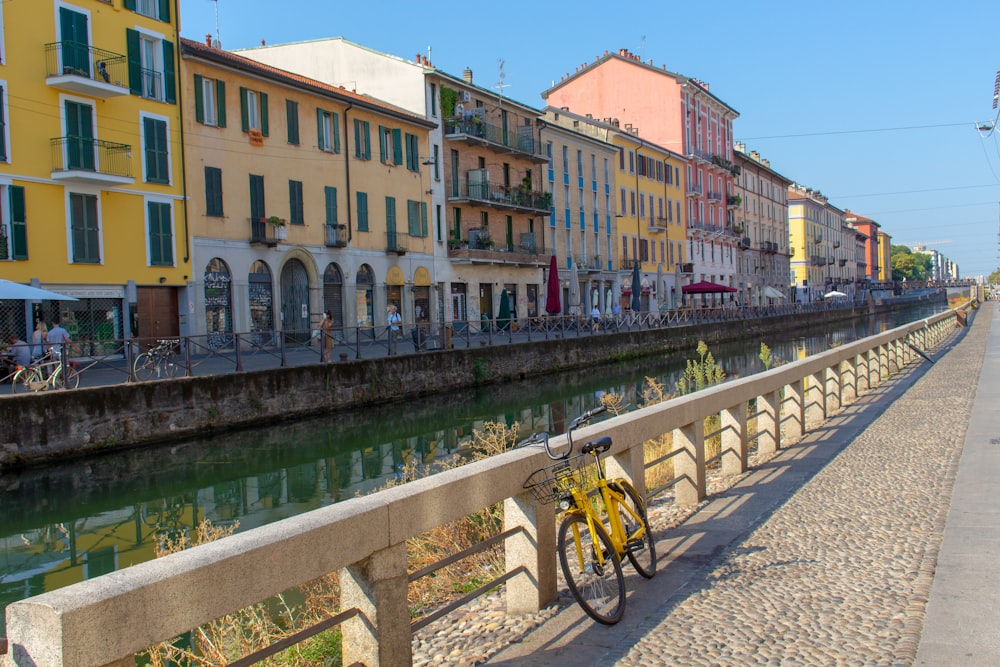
[322,263,344,331]
[355,264,374,329]
[248,261,274,346]
[204,257,233,349]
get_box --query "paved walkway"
[485,305,998,666]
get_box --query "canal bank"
[0,298,945,468]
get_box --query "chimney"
[463,67,473,83]
[205,34,212,47]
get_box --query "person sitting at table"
[6,334,31,369]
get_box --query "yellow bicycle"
[522,406,656,625]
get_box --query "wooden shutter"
[378,125,386,162]
[421,202,428,238]
[162,40,176,104]
[317,109,325,150]
[239,87,249,132]
[332,113,340,153]
[286,99,299,144]
[260,92,269,137]
[363,121,371,159]
[126,29,141,96]
[356,192,368,231]
[392,128,402,165]
[157,0,170,22]
[193,74,204,123]
[216,80,226,127]
[10,186,26,260]
[324,186,338,225]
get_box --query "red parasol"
[682,280,738,294]
[545,255,561,314]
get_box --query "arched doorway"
[322,263,344,332]
[280,258,310,346]
[248,260,274,346]
[204,257,233,349]
[355,265,374,333]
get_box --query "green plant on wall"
[440,86,459,119]
[472,358,490,384]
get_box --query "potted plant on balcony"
[267,215,287,241]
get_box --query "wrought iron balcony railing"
[45,42,128,95]
[50,136,132,179]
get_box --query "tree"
[988,267,1000,285]
[891,245,932,281]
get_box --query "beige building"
[180,38,436,341]
[732,145,791,305]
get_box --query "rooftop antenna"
[209,0,222,48]
[495,58,509,106]
[639,35,646,58]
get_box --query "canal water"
[0,304,947,621]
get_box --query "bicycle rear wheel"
[12,367,42,393]
[557,513,626,625]
[610,481,657,578]
[55,365,81,390]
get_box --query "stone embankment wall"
[0,301,935,467]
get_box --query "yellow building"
[877,230,892,282]
[180,38,435,339]
[0,0,186,345]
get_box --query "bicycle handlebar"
[519,404,608,461]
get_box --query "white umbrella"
[604,289,613,318]
[0,278,78,301]
[824,290,847,299]
[763,286,785,299]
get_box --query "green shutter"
[363,121,371,159]
[325,186,338,225]
[10,186,26,260]
[148,202,172,266]
[239,87,249,132]
[126,29,141,96]
[157,0,170,22]
[317,109,325,150]
[260,92,269,137]
[205,167,223,216]
[332,113,340,153]
[216,80,226,127]
[162,40,176,104]
[421,202,428,238]
[356,191,368,231]
[124,0,136,10]
[286,99,299,144]
[193,74,204,123]
[353,119,361,157]
[407,200,419,236]
[378,125,386,162]
[392,128,402,165]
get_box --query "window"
[286,99,299,144]
[405,132,419,170]
[239,87,269,136]
[324,186,338,225]
[204,166,223,216]
[126,29,175,103]
[407,200,427,237]
[194,75,225,126]
[378,126,402,165]
[356,191,368,231]
[353,119,371,159]
[0,84,7,162]
[126,0,171,22]
[142,115,169,184]
[147,200,172,266]
[70,192,100,264]
[288,180,304,225]
[6,185,26,260]
[317,109,339,153]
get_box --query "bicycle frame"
[562,459,646,565]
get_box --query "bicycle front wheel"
[557,513,626,625]
[133,353,156,381]
[12,367,42,393]
[610,481,657,579]
[161,353,180,378]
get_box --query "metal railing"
[50,136,132,178]
[1,303,968,665]
[44,41,128,88]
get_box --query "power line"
[831,184,1000,199]
[741,121,970,141]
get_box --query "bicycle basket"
[523,455,586,505]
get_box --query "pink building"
[544,49,741,292]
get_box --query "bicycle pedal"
[625,538,645,552]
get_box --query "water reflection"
[0,304,945,621]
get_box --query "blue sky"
[178,0,1000,279]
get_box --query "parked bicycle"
[134,339,181,381]
[12,351,80,393]
[521,405,656,625]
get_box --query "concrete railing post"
[607,442,644,495]
[720,403,747,476]
[784,379,805,440]
[504,492,557,614]
[756,390,780,456]
[845,356,859,401]
[339,542,411,667]
[878,343,889,381]
[806,372,826,427]
[826,365,841,412]
[672,421,705,506]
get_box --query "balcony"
[446,230,545,266]
[839,258,848,267]
[686,147,714,165]
[738,237,752,250]
[833,240,841,248]
[647,216,667,234]
[444,118,546,163]
[45,42,129,98]
[576,256,603,273]
[686,184,704,198]
[249,218,284,247]
[386,232,408,255]
[449,181,551,215]
[325,224,347,248]
[619,258,640,271]
[50,136,133,185]
[727,194,742,208]
[706,191,723,203]
[810,255,826,266]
